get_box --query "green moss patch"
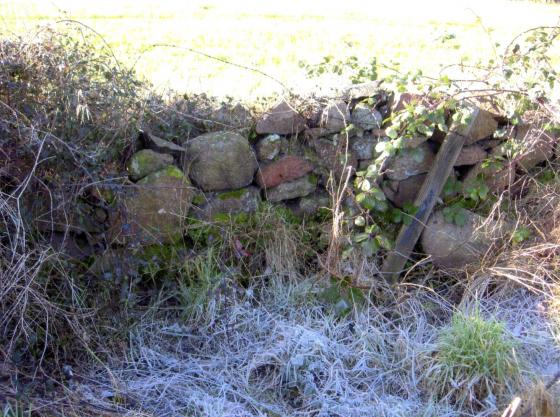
[217,188,249,201]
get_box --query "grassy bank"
[2,0,559,99]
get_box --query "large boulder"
[265,175,317,202]
[472,96,508,123]
[185,131,257,191]
[291,191,331,217]
[383,171,458,208]
[127,149,174,181]
[191,186,261,221]
[256,101,307,135]
[108,166,194,245]
[341,81,382,101]
[421,209,509,269]
[402,136,429,149]
[256,156,314,189]
[385,142,435,181]
[305,127,331,140]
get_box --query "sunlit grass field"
[1,0,559,99]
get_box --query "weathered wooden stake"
[381,107,482,283]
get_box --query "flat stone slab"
[256,156,314,189]
[256,101,307,135]
[265,175,317,202]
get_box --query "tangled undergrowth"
[1,22,560,417]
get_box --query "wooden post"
[381,107,482,283]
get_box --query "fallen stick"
[501,397,521,417]
[381,106,482,283]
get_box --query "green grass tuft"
[425,309,521,407]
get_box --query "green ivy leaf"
[443,207,455,224]
[354,232,370,243]
[478,184,489,200]
[356,193,377,210]
[416,123,429,136]
[365,163,379,178]
[374,199,389,212]
[453,210,467,227]
[375,141,387,153]
[365,223,381,234]
[360,178,372,192]
[391,209,403,224]
[443,177,461,197]
[443,204,467,226]
[375,234,392,250]
[354,216,366,227]
[361,238,380,257]
[371,187,386,201]
[386,127,399,139]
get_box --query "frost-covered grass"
[95,273,560,417]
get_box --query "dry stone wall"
[27,82,559,269]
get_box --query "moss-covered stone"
[192,192,207,207]
[138,165,184,183]
[127,149,174,182]
[192,186,260,221]
[109,165,194,245]
[312,138,358,180]
[184,131,258,191]
[307,173,318,185]
[217,188,249,201]
[255,100,307,135]
[351,103,382,130]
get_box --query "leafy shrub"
[301,26,559,265]
[0,26,143,170]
